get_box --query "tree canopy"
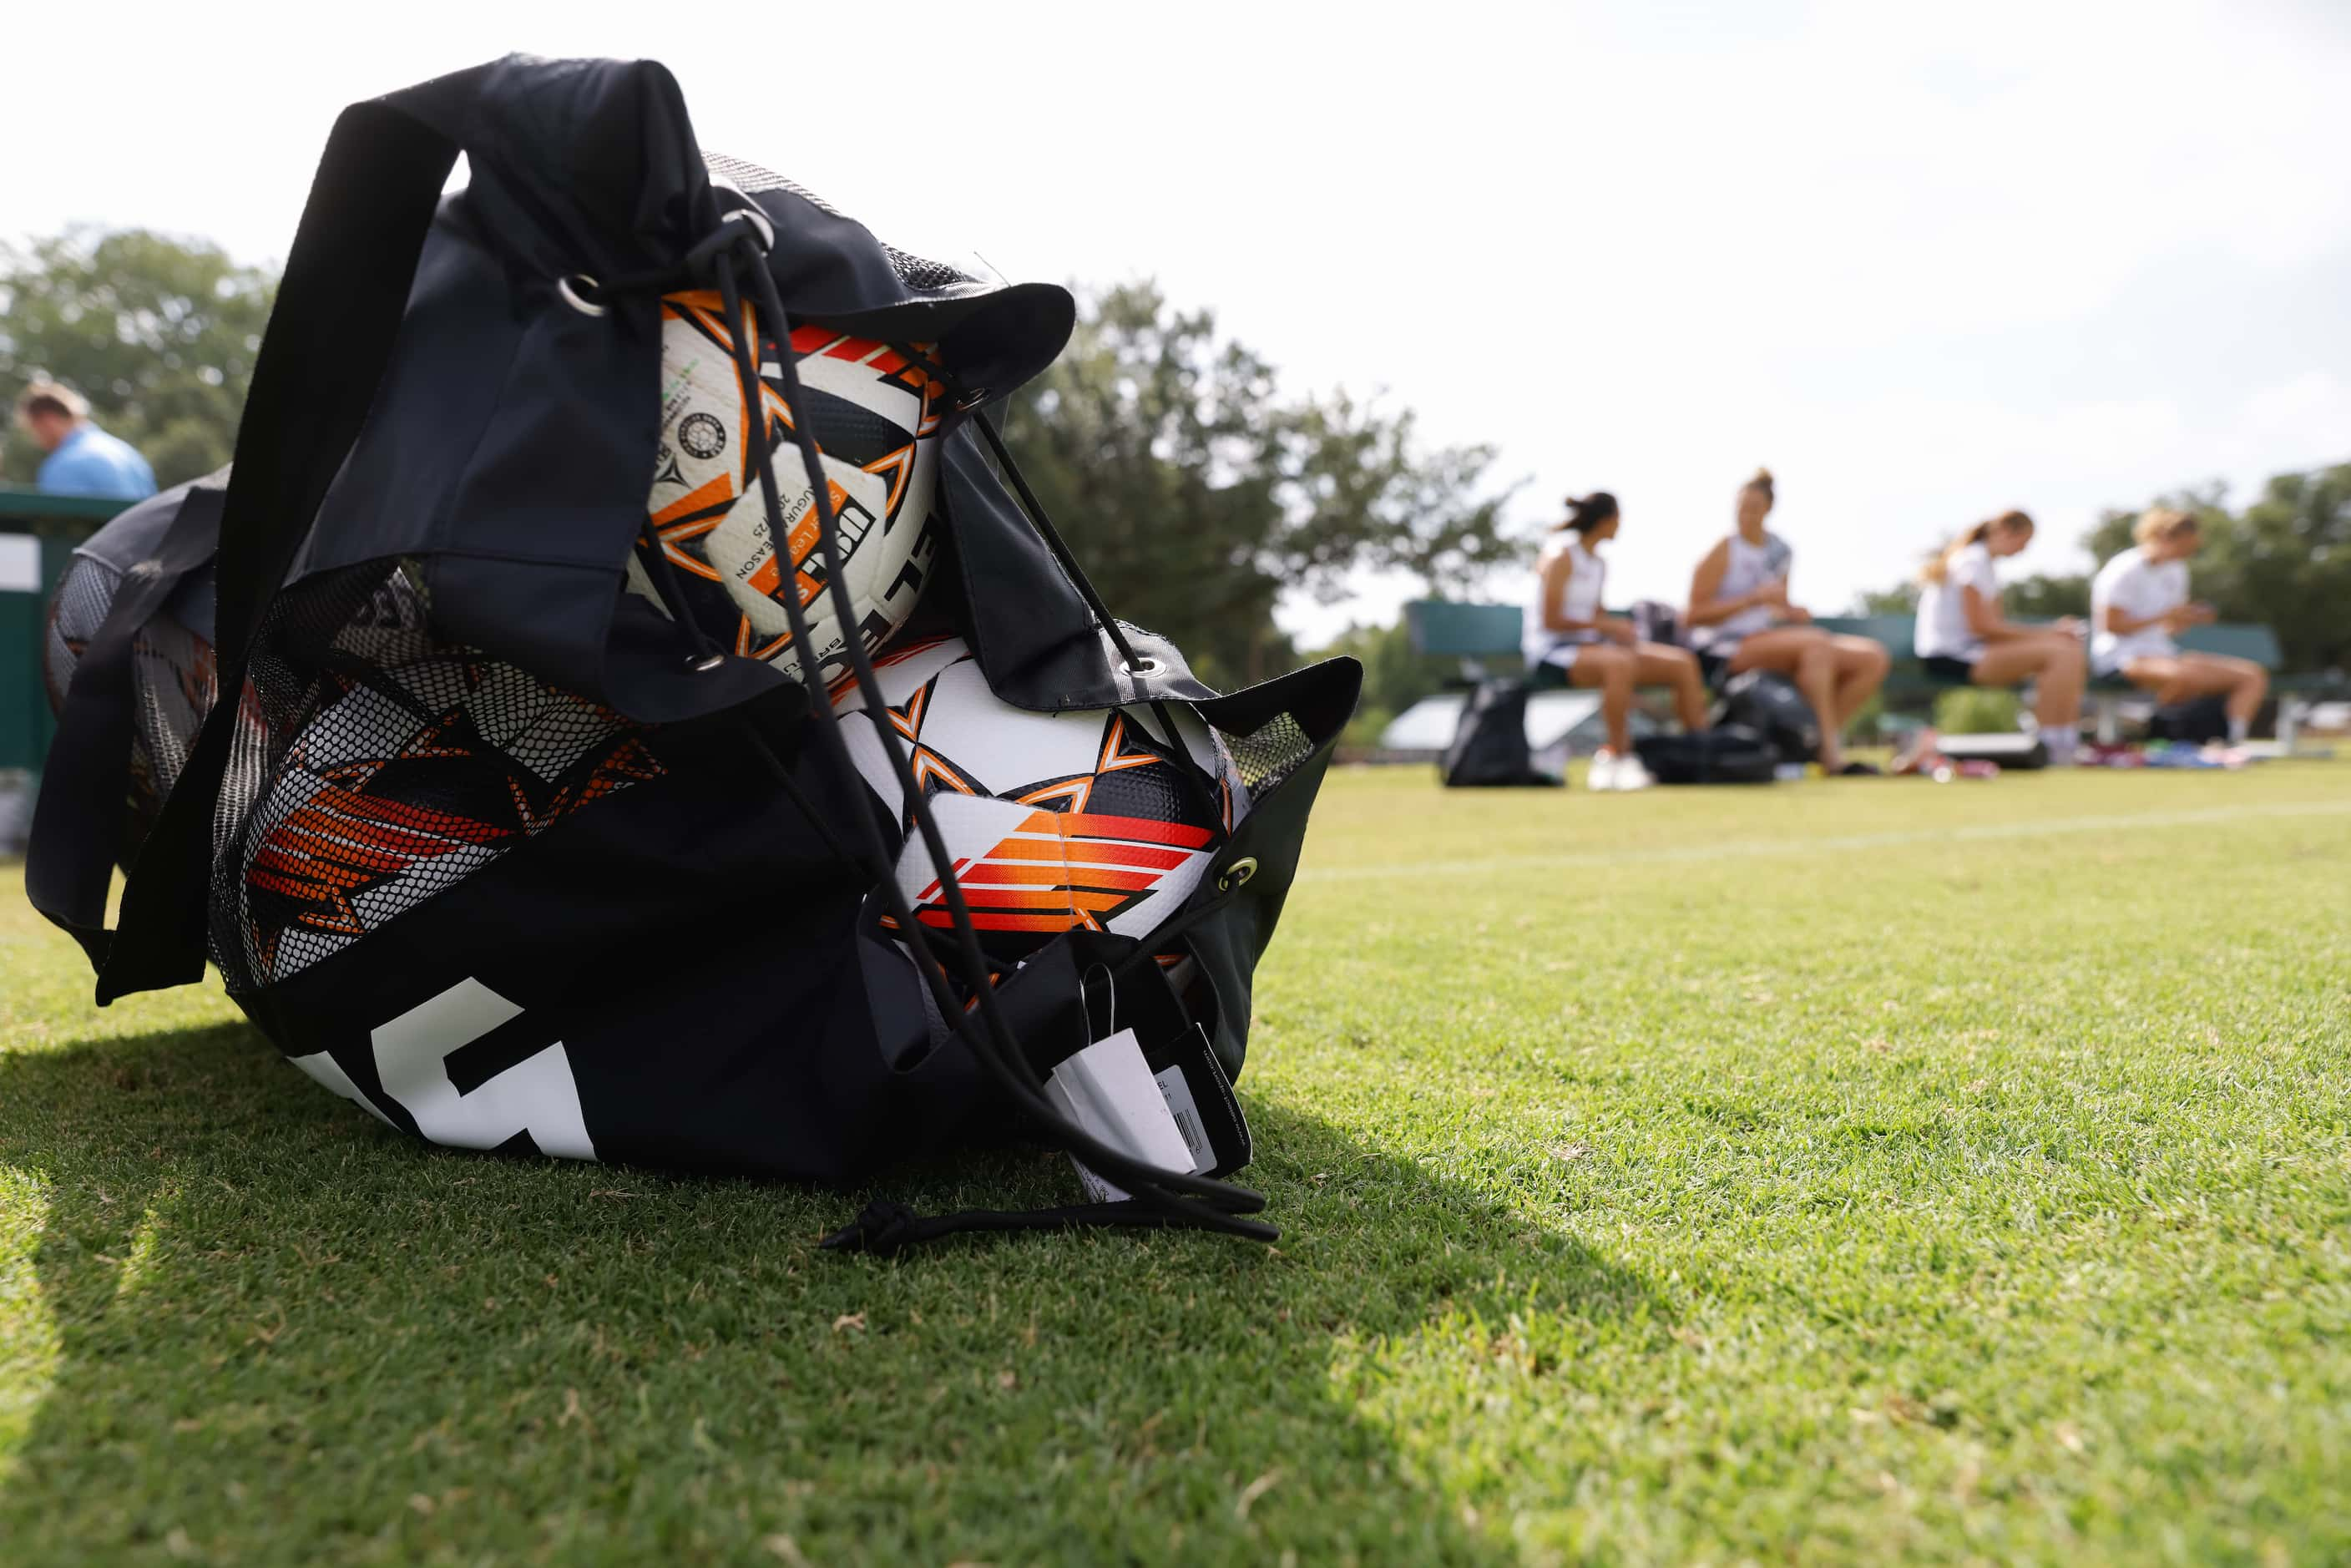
[1,228,275,489]
[1002,283,1519,689]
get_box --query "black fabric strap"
[24,485,227,969]
[95,71,493,1002]
[971,411,1226,842]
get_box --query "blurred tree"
[2229,463,2351,674]
[1932,686,2021,733]
[1003,283,1520,689]
[0,227,275,488]
[1317,617,1528,749]
[1858,572,2086,618]
[2002,573,2090,620]
[1855,583,1920,615]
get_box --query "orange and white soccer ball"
[832,636,1250,963]
[625,291,944,685]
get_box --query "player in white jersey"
[1913,508,2086,763]
[2091,508,2267,744]
[1685,468,1889,774]
[1524,492,1707,791]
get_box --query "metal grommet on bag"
[1119,656,1164,678]
[556,275,608,318]
[953,386,993,413]
[705,172,776,253]
[686,651,726,673]
[719,205,775,254]
[1216,856,1258,893]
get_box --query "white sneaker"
[1613,754,1656,792]
[1587,751,1620,792]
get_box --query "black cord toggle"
[821,1199,924,1255]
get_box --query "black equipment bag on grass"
[1440,679,1560,787]
[2148,694,2229,744]
[28,56,1357,1255]
[1633,725,1779,785]
[1714,670,1822,765]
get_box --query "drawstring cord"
[970,411,1232,845]
[660,225,1272,1252]
[632,513,727,670]
[725,250,1272,1246]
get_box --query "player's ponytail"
[1920,509,2032,584]
[2133,506,2198,548]
[1559,491,1620,534]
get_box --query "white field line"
[1296,797,2351,885]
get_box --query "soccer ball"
[832,636,1249,963]
[624,290,944,684]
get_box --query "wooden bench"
[1403,599,1526,679]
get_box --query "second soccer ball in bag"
[833,636,1250,964]
[626,291,943,684]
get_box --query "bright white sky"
[13,0,2350,645]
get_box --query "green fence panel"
[2,485,131,773]
[1,541,50,771]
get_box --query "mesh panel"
[125,616,218,847]
[41,551,217,852]
[43,553,119,713]
[1216,711,1316,802]
[210,560,664,994]
[701,152,978,295]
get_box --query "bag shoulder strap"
[94,68,501,1001]
[25,483,227,968]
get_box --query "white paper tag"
[1152,1064,1213,1176]
[1044,1028,1196,1204]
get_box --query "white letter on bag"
[324,978,597,1161]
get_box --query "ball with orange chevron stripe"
[625,290,945,685]
[832,635,1251,965]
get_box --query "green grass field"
[4,761,2348,1565]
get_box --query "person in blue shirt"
[14,382,158,499]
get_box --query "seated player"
[2092,508,2267,745]
[1524,492,1707,792]
[1913,508,2085,764]
[1686,468,1888,775]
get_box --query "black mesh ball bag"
[28,56,1358,1254]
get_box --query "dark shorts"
[1696,649,1730,688]
[1922,655,1977,683]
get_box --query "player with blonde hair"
[2091,508,2266,744]
[1686,468,1888,774]
[1913,508,2086,762]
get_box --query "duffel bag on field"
[1633,724,1780,785]
[1441,679,1562,787]
[28,55,1358,1255]
[2148,694,2229,744]
[1714,669,1822,765]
